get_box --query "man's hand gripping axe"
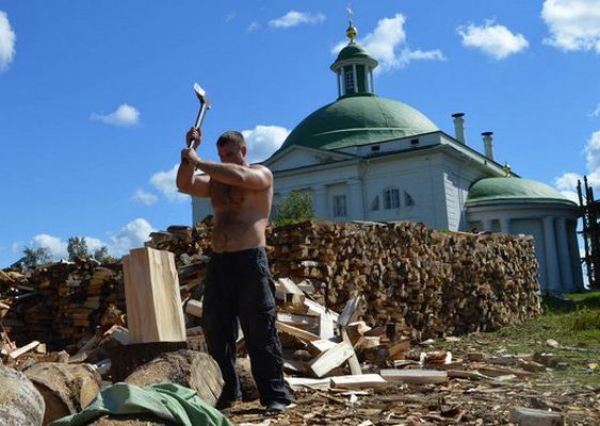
[190,83,212,148]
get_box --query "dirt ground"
[222,339,600,426]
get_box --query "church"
[192,21,583,294]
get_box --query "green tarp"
[49,382,232,426]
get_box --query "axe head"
[194,83,211,109]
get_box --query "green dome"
[467,177,576,206]
[336,42,371,61]
[279,96,439,151]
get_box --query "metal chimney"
[452,113,466,144]
[482,131,494,160]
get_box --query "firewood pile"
[0,260,124,350]
[268,220,541,339]
[2,218,540,351]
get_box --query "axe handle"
[194,103,209,129]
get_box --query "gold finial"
[503,162,512,177]
[346,5,357,41]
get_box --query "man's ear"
[242,146,247,157]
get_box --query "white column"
[348,179,364,220]
[556,217,574,292]
[543,216,561,293]
[499,217,511,234]
[313,184,327,219]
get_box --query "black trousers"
[202,247,291,406]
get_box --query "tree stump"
[0,365,45,426]
[23,362,101,425]
[124,349,223,407]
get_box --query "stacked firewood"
[269,220,541,339]
[2,218,540,349]
[0,260,124,349]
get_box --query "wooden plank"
[380,369,448,384]
[330,374,388,389]
[9,340,40,359]
[123,247,186,344]
[309,342,355,378]
[277,312,320,329]
[276,320,320,342]
[285,377,331,391]
[509,407,565,426]
[319,310,336,340]
[341,328,362,375]
[308,338,340,356]
[303,298,339,323]
[338,296,361,327]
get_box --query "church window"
[370,195,380,211]
[344,68,356,94]
[404,191,415,206]
[333,195,347,217]
[384,188,400,209]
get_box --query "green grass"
[438,291,600,390]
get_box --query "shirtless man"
[177,128,291,413]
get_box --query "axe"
[190,82,212,147]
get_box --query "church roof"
[279,95,439,151]
[466,177,577,206]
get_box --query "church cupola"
[330,19,378,99]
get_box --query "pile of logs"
[269,220,541,339]
[1,218,541,350]
[1,260,124,350]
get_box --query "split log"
[122,247,186,344]
[309,342,355,378]
[24,362,101,425]
[124,349,223,407]
[0,365,45,426]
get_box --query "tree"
[67,237,89,261]
[272,190,315,227]
[92,246,110,262]
[22,247,52,268]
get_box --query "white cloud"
[20,218,156,261]
[242,125,290,163]
[269,11,325,28]
[91,104,140,127]
[332,14,445,72]
[84,237,106,254]
[555,171,583,202]
[457,20,529,60]
[132,189,158,205]
[555,130,600,199]
[151,164,189,203]
[589,103,600,118]
[247,21,261,32]
[32,234,68,259]
[108,218,156,256]
[0,11,16,72]
[542,0,600,53]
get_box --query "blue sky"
[1,0,599,267]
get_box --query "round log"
[23,362,101,425]
[124,349,223,407]
[0,365,45,426]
